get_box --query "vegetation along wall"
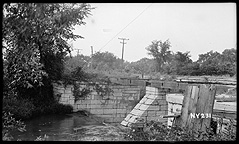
[52,81,144,124]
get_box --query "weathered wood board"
[174,84,217,133]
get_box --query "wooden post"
[174,84,216,134]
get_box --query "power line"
[98,3,153,52]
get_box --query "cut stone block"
[144,99,154,105]
[90,104,102,109]
[161,105,168,111]
[147,111,156,116]
[134,104,141,110]
[113,92,123,97]
[130,109,143,116]
[138,104,149,111]
[77,104,87,109]
[90,109,103,114]
[147,105,160,111]
[146,116,158,121]
[155,111,167,116]
[124,114,133,121]
[146,94,157,100]
[101,104,114,109]
[116,109,127,114]
[139,97,148,104]
[121,120,128,126]
[103,108,116,114]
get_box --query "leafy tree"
[145,39,172,72]
[183,62,201,76]
[91,51,121,71]
[197,51,222,75]
[64,54,91,75]
[169,51,193,75]
[128,58,156,76]
[3,3,93,120]
[219,48,236,76]
[3,3,92,96]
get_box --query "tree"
[3,3,92,95]
[91,51,121,71]
[145,39,172,72]
[197,51,222,75]
[220,48,236,76]
[128,58,156,76]
[64,54,91,75]
[169,51,193,75]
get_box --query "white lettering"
[190,113,196,118]
[190,113,212,118]
[206,113,212,118]
[196,113,200,118]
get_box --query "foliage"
[33,101,73,115]
[127,58,156,75]
[168,51,193,75]
[145,39,236,76]
[124,120,236,141]
[2,3,92,120]
[91,51,122,71]
[64,54,91,76]
[35,134,49,141]
[61,66,113,100]
[145,39,173,72]
[3,3,92,90]
[2,112,26,141]
[3,96,36,120]
[64,46,236,79]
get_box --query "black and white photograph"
[2,3,236,141]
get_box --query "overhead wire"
[97,3,153,52]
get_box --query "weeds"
[124,120,236,141]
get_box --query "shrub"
[3,97,35,120]
[2,111,26,141]
[32,100,73,116]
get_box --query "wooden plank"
[193,84,216,133]
[174,85,192,127]
[174,84,217,137]
[186,85,200,130]
[200,84,216,132]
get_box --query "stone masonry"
[52,81,144,124]
[121,86,168,127]
[52,81,169,126]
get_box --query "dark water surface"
[10,113,104,141]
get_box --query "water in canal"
[10,113,109,141]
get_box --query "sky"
[71,3,236,62]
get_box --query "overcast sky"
[71,3,236,62]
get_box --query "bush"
[2,111,26,141]
[32,100,73,116]
[3,97,35,120]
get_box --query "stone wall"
[52,81,144,124]
[121,86,168,127]
[52,81,183,126]
[166,94,184,126]
[52,82,75,105]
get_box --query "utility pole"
[90,46,94,69]
[91,46,94,56]
[74,48,82,56]
[118,38,129,62]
